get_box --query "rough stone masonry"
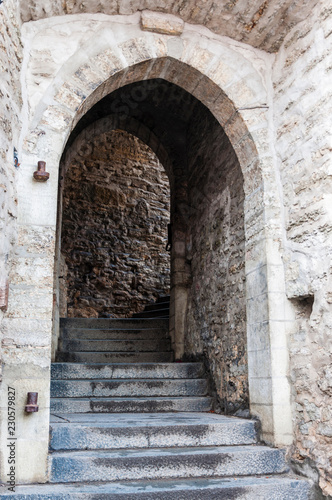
[0,1,331,497]
[60,129,170,318]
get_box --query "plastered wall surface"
[273,1,332,495]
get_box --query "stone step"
[51,362,204,380]
[59,339,171,353]
[0,476,311,499]
[49,413,258,451]
[56,351,174,363]
[144,301,170,312]
[60,318,169,330]
[156,295,170,303]
[60,328,168,340]
[50,396,212,413]
[132,309,169,318]
[51,378,208,398]
[49,445,288,483]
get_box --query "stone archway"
[1,14,293,484]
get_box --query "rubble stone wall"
[61,129,170,318]
[273,1,332,495]
[185,105,247,414]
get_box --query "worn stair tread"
[50,396,213,413]
[60,328,169,340]
[51,362,204,380]
[60,318,169,329]
[60,339,172,352]
[49,412,258,450]
[51,444,284,458]
[0,476,311,499]
[56,352,174,363]
[132,309,170,318]
[62,327,169,332]
[49,412,252,425]
[50,445,288,483]
[144,301,170,311]
[50,378,208,398]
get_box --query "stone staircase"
[4,309,311,498]
[132,295,170,318]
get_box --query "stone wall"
[0,0,22,375]
[61,129,170,318]
[185,105,247,414]
[273,1,332,495]
[18,0,316,53]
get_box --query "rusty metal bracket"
[25,392,39,413]
[33,161,50,182]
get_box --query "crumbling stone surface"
[18,0,318,52]
[273,1,332,496]
[61,129,170,318]
[185,105,247,414]
[0,0,23,376]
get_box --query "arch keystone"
[141,10,184,36]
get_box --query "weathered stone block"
[141,11,184,36]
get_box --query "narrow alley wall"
[185,105,247,414]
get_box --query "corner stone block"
[250,403,274,440]
[248,348,272,379]
[18,225,56,256]
[246,265,268,299]
[247,293,269,325]
[247,321,270,352]
[248,377,273,405]
[0,318,52,347]
[141,10,184,36]
[6,286,53,320]
[10,256,53,287]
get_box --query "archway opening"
[53,78,247,414]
